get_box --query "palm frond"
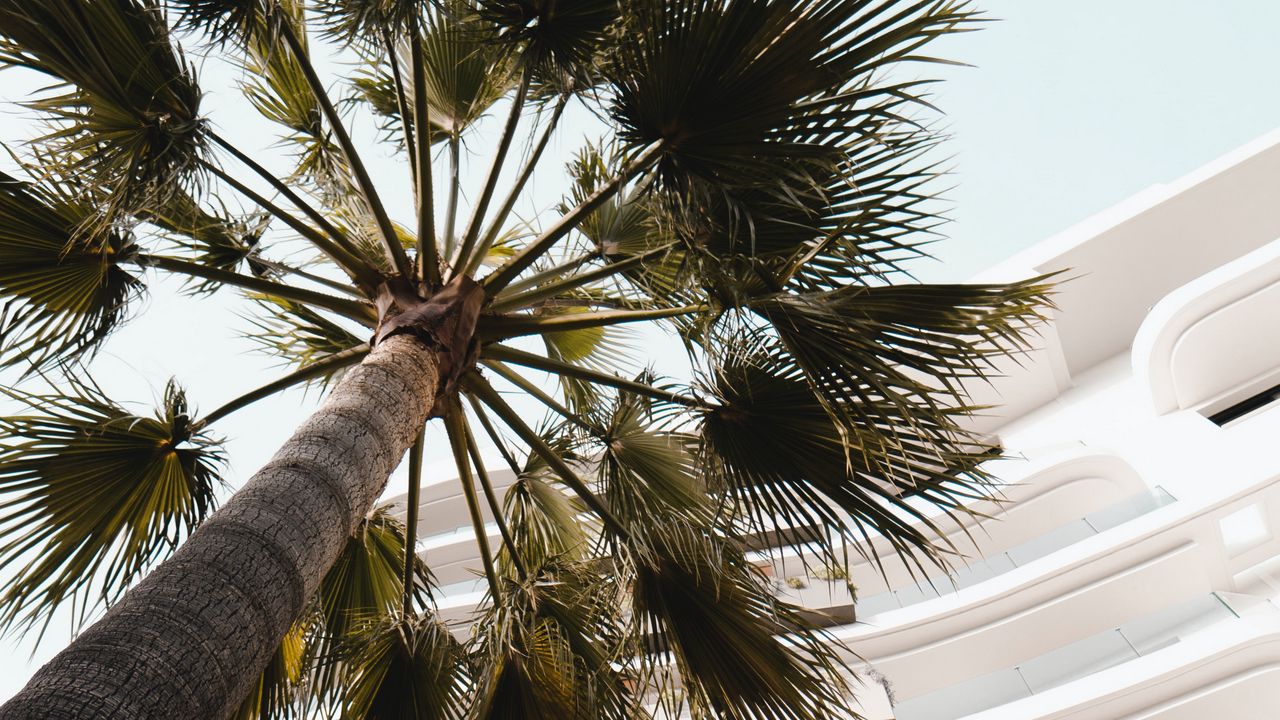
[696,337,1003,573]
[416,1,518,137]
[608,0,977,224]
[238,1,351,189]
[498,467,589,574]
[751,278,1055,423]
[472,562,642,720]
[143,190,270,284]
[169,0,266,44]
[0,379,224,634]
[0,0,207,217]
[339,612,470,720]
[310,508,432,704]
[630,525,856,720]
[475,0,621,92]
[0,170,141,370]
[563,143,672,259]
[596,394,708,529]
[242,293,366,384]
[540,308,634,412]
[319,0,423,41]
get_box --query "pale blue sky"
[3,0,1280,700]
[921,0,1280,281]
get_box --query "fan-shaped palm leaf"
[0,379,224,633]
[0,0,206,216]
[0,170,141,370]
[144,191,269,283]
[609,1,974,201]
[412,1,517,139]
[630,525,854,720]
[697,338,1001,572]
[540,310,634,412]
[243,293,367,383]
[751,278,1055,425]
[319,0,423,40]
[472,562,640,720]
[239,0,351,188]
[169,0,267,44]
[499,465,589,573]
[309,508,432,704]
[476,0,621,92]
[339,612,469,720]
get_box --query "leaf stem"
[489,244,673,312]
[139,254,376,322]
[464,95,567,279]
[443,134,461,263]
[463,374,630,540]
[462,418,526,581]
[207,132,377,288]
[250,257,364,297]
[402,428,425,615]
[450,66,531,281]
[494,253,593,299]
[465,393,522,476]
[276,16,413,280]
[478,304,705,340]
[382,29,417,185]
[410,26,440,289]
[482,343,705,408]
[482,141,665,293]
[481,359,600,434]
[196,158,379,291]
[443,403,502,599]
[199,344,370,427]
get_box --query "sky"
[3,0,1280,702]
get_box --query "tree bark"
[0,334,441,720]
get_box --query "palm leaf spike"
[0,378,224,636]
[140,189,269,285]
[169,0,269,44]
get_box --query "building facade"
[390,129,1280,719]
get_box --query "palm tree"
[0,0,1053,718]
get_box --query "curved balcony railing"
[891,592,1275,720]
[798,486,1177,621]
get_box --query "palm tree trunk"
[0,334,441,720]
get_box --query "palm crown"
[0,1,1052,718]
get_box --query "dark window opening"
[1207,382,1280,426]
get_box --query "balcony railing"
[782,486,1177,621]
[890,590,1274,719]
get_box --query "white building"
[391,129,1280,719]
